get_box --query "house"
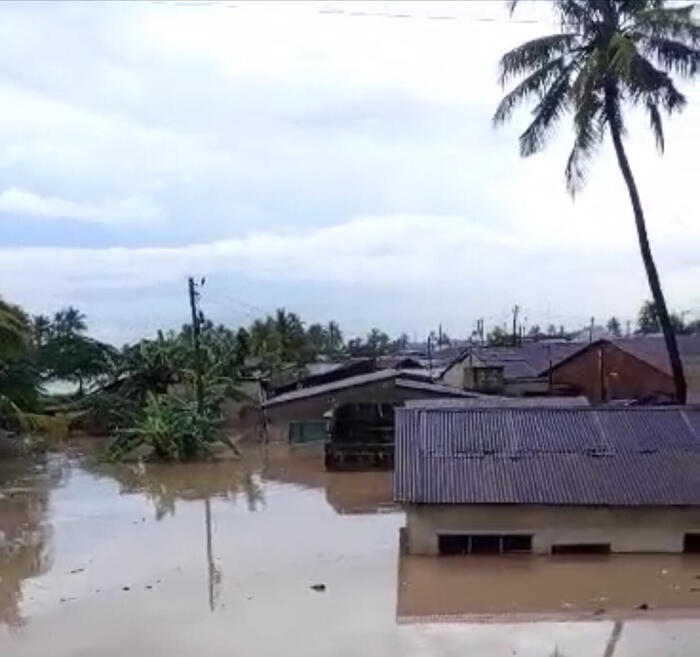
[395,405,700,555]
[269,358,377,396]
[440,342,582,396]
[545,336,700,404]
[261,369,484,443]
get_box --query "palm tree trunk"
[607,104,687,404]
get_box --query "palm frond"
[553,0,599,30]
[632,5,700,45]
[493,57,568,125]
[609,33,638,76]
[646,99,665,152]
[498,33,579,85]
[565,58,605,194]
[519,68,572,156]
[637,34,700,76]
[626,53,687,113]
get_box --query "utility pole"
[589,316,595,344]
[626,319,631,338]
[438,323,443,347]
[427,334,433,378]
[188,276,205,415]
[512,305,520,347]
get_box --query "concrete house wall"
[406,504,700,555]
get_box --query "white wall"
[406,504,700,555]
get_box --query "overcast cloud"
[0,1,698,345]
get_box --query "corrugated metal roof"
[405,396,590,409]
[394,406,700,506]
[263,369,401,407]
[262,370,476,408]
[545,336,700,379]
[395,379,484,398]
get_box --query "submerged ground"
[1,441,700,656]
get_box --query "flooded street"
[2,443,700,656]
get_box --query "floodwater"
[1,443,700,657]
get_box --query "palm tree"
[494,1,699,403]
[32,314,52,347]
[52,306,87,337]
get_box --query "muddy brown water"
[1,442,700,656]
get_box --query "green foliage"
[115,392,220,461]
[637,300,694,335]
[29,306,116,395]
[487,326,512,347]
[0,297,31,360]
[606,316,623,337]
[0,297,40,426]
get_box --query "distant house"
[261,369,483,443]
[545,336,700,404]
[440,342,581,396]
[270,359,377,396]
[395,405,700,555]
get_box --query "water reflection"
[0,457,66,628]
[397,548,700,622]
[103,458,265,520]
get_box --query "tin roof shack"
[440,343,581,396]
[544,336,700,404]
[270,359,376,396]
[325,403,395,470]
[394,405,700,556]
[261,369,482,444]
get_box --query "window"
[438,534,470,555]
[469,534,501,554]
[502,534,532,553]
[438,534,532,555]
[683,533,700,553]
[551,543,611,555]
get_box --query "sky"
[0,0,698,346]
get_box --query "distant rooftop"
[404,395,590,410]
[441,342,584,380]
[262,369,481,408]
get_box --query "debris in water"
[69,568,84,574]
[122,586,131,591]
[690,587,700,593]
[310,583,326,592]
[661,569,669,576]
[593,607,606,616]
[146,585,153,590]
[636,602,650,610]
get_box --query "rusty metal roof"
[394,406,700,506]
[441,342,585,381]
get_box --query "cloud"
[0,2,697,342]
[0,187,162,224]
[2,213,698,345]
